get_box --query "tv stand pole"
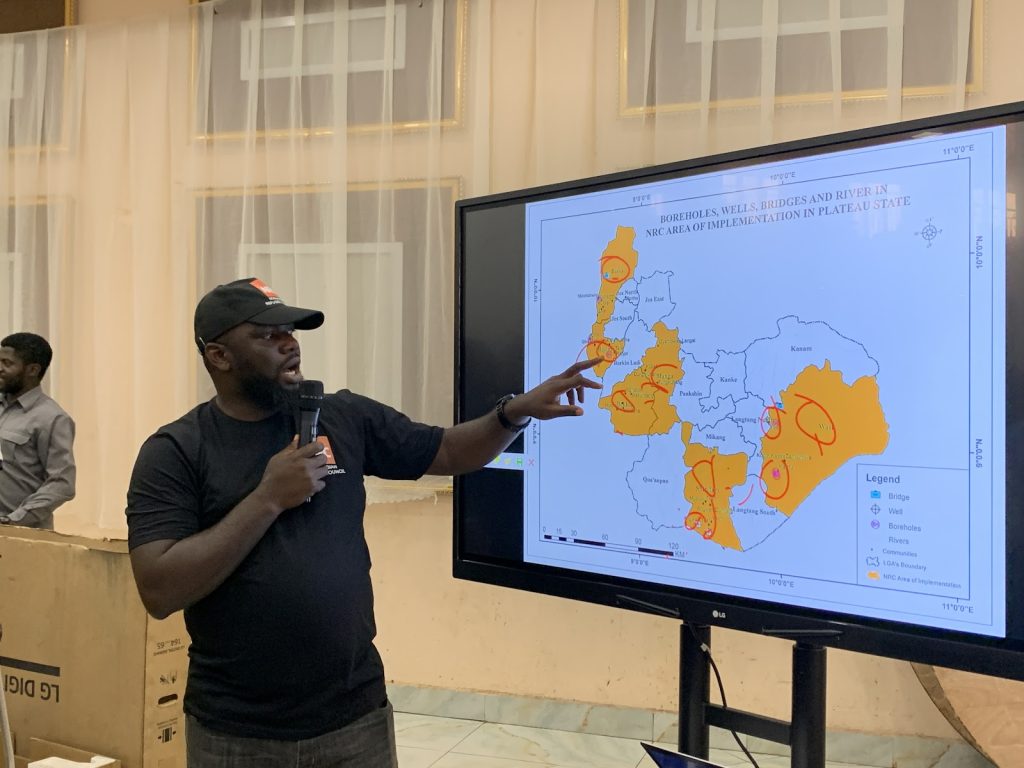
[679,623,827,768]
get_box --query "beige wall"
[70,0,1024,740]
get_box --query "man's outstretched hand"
[504,357,603,424]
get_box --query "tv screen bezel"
[453,100,1024,681]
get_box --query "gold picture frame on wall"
[191,177,461,425]
[188,0,467,139]
[618,0,984,117]
[0,0,76,33]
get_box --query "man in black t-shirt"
[126,277,600,768]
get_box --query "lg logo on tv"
[712,609,727,619]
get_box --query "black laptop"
[641,742,728,768]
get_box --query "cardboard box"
[0,527,187,768]
[25,736,121,766]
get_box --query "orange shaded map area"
[759,361,888,516]
[599,321,683,435]
[681,441,747,551]
[586,226,638,377]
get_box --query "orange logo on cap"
[316,435,337,466]
[249,278,280,300]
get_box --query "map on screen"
[514,126,1007,637]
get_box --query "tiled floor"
[393,712,878,768]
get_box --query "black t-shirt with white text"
[126,391,443,739]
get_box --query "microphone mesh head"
[298,379,324,401]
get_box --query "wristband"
[495,394,531,432]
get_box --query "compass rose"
[915,217,942,248]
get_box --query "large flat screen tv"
[455,101,1024,680]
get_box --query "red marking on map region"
[600,255,632,284]
[577,338,621,363]
[681,444,746,550]
[608,389,636,413]
[793,393,837,456]
[760,404,784,439]
[737,480,755,507]
[759,459,791,501]
[759,362,888,516]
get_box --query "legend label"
[857,464,970,598]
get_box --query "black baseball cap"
[194,277,324,351]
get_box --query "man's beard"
[237,370,291,412]
[0,373,23,396]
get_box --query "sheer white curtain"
[191,0,456,501]
[484,0,981,192]
[0,0,980,532]
[0,28,83,380]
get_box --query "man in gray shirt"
[0,332,75,529]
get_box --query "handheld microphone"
[297,380,324,447]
